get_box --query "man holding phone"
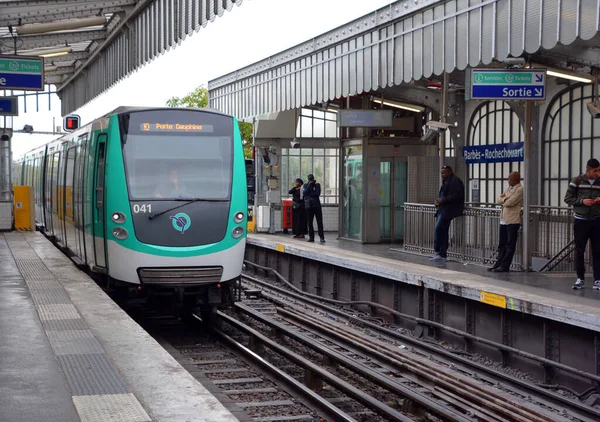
[564,158,600,290]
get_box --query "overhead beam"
[0,30,106,53]
[0,0,136,26]
[43,51,90,65]
[45,75,69,85]
[58,0,154,91]
[46,66,75,76]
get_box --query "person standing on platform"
[303,174,325,244]
[488,171,523,272]
[289,178,307,239]
[431,165,464,262]
[564,158,600,290]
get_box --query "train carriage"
[14,106,247,317]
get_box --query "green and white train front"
[104,108,247,307]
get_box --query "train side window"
[96,140,106,209]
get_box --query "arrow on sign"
[535,88,543,96]
[535,74,543,83]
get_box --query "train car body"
[13,107,247,315]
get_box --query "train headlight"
[111,212,126,224]
[232,226,244,238]
[112,227,128,240]
[234,211,245,223]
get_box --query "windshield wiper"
[148,199,202,220]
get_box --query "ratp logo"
[170,212,191,234]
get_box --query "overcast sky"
[9,0,394,158]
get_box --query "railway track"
[236,269,600,422]
[137,315,329,422]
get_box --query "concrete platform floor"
[0,232,239,422]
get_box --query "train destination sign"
[139,122,214,133]
[462,142,524,164]
[471,69,546,100]
[0,56,44,91]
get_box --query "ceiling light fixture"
[16,16,107,35]
[371,97,425,113]
[545,69,593,84]
[529,63,593,84]
[18,46,73,57]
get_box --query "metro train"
[13,106,247,318]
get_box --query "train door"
[64,146,77,251]
[44,148,53,234]
[92,135,107,269]
[74,135,88,262]
[51,151,61,240]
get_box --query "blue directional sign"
[0,56,44,91]
[471,69,546,101]
[0,96,18,116]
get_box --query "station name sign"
[0,55,44,91]
[471,69,546,101]
[462,142,524,164]
[139,122,214,133]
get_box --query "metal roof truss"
[1,0,244,115]
[208,0,600,119]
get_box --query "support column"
[440,72,450,168]
[522,101,533,271]
[0,123,13,231]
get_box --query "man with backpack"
[564,158,600,290]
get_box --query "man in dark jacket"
[431,166,465,262]
[564,158,600,290]
[303,174,325,243]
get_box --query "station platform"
[247,232,600,332]
[0,232,238,422]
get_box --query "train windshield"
[120,110,234,201]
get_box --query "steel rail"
[233,303,472,422]
[241,272,600,420]
[199,319,358,422]
[243,260,600,386]
[215,310,414,422]
[279,306,560,422]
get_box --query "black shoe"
[494,267,510,273]
[320,238,325,243]
[307,238,314,243]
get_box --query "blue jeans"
[434,214,452,258]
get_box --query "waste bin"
[282,199,293,233]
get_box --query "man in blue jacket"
[431,165,465,262]
[303,174,325,243]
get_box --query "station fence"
[403,203,591,272]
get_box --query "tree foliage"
[166,86,209,108]
[166,85,253,158]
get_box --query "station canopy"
[1,0,244,115]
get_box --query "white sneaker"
[573,279,585,290]
[593,280,600,290]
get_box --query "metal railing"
[403,203,591,272]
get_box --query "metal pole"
[440,72,449,168]
[522,101,533,271]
